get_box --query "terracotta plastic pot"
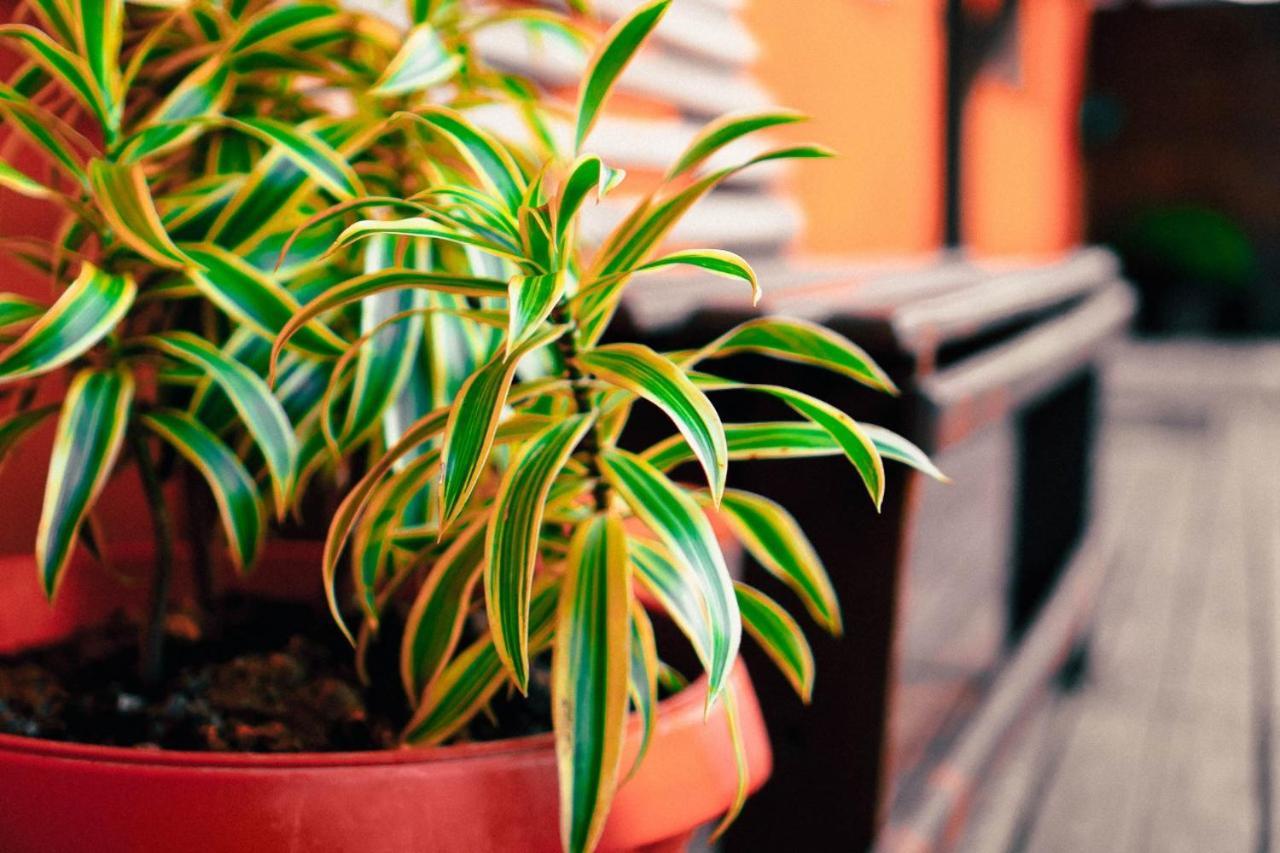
[0,544,772,852]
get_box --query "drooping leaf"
[691,375,886,509]
[0,264,135,385]
[352,447,441,620]
[644,420,945,483]
[553,512,631,853]
[625,601,659,780]
[574,0,671,153]
[598,449,739,703]
[735,581,815,703]
[486,413,596,690]
[690,317,896,393]
[0,24,113,137]
[141,408,263,572]
[403,579,560,744]
[629,538,712,672]
[0,83,88,182]
[861,424,948,482]
[401,515,489,703]
[398,107,525,211]
[0,161,61,202]
[716,489,839,634]
[634,249,760,304]
[711,678,751,840]
[322,419,447,645]
[438,324,568,530]
[134,333,297,515]
[579,344,726,502]
[37,368,133,598]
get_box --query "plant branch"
[132,430,174,688]
[183,463,217,627]
[551,303,610,511]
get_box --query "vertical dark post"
[726,461,920,851]
[1008,369,1098,639]
[942,0,1020,248]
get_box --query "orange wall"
[963,0,1090,255]
[746,0,946,256]
[748,0,1090,258]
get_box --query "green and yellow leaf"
[89,160,188,269]
[140,408,263,572]
[438,324,567,529]
[372,23,461,96]
[486,413,596,690]
[403,579,559,744]
[0,264,135,385]
[599,448,739,702]
[36,368,134,598]
[401,514,489,703]
[134,332,297,515]
[716,489,840,634]
[690,317,896,394]
[574,0,671,153]
[553,511,631,853]
[635,249,760,304]
[735,581,815,702]
[580,344,727,502]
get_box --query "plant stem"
[132,431,174,688]
[551,304,610,511]
[183,463,217,627]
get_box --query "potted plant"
[0,1,943,851]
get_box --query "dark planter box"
[617,248,1134,850]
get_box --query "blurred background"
[2,1,1278,851]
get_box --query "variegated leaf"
[598,448,739,703]
[141,408,263,572]
[134,333,297,515]
[574,0,671,153]
[735,581,815,702]
[438,324,568,530]
[37,368,134,598]
[401,514,489,703]
[0,264,135,385]
[486,413,596,690]
[553,511,631,853]
[579,344,726,502]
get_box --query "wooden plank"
[1138,413,1256,853]
[1020,427,1203,851]
[954,417,1162,853]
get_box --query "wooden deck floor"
[959,342,1280,853]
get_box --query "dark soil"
[0,597,552,753]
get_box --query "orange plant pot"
[0,543,772,853]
